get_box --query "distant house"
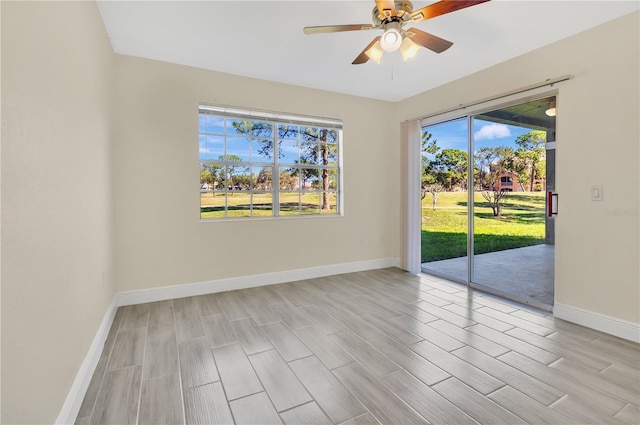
[493,172,546,192]
[493,172,521,191]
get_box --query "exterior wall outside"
[492,173,545,192]
[494,172,520,191]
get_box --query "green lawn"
[200,192,337,219]
[422,191,545,262]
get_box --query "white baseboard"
[115,257,400,307]
[56,298,118,424]
[554,303,640,343]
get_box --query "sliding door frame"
[419,90,558,311]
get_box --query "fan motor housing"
[372,1,414,25]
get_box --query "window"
[199,105,342,219]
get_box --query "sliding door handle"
[548,191,558,217]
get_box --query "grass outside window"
[422,191,545,263]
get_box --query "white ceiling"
[97,1,639,102]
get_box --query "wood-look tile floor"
[76,268,640,425]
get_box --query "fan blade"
[375,0,397,19]
[352,36,382,65]
[406,28,453,53]
[410,0,490,22]
[303,24,375,35]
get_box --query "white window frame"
[199,104,343,220]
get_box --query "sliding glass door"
[421,96,556,309]
[420,118,468,284]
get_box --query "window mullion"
[272,122,280,217]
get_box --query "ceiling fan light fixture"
[380,23,402,52]
[400,37,420,61]
[544,98,557,116]
[365,39,384,63]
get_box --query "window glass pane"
[231,167,251,190]
[251,121,273,137]
[227,119,251,135]
[251,193,273,216]
[199,115,206,133]
[300,168,320,190]
[301,192,321,215]
[201,192,226,219]
[324,169,338,190]
[299,127,319,141]
[279,140,299,164]
[320,192,338,214]
[252,167,273,191]
[200,163,221,191]
[227,190,251,218]
[278,125,299,140]
[279,192,300,215]
[280,168,299,190]
[199,135,207,159]
[210,165,225,191]
[300,142,319,165]
[204,115,225,133]
[325,129,338,144]
[226,136,250,162]
[201,135,224,160]
[252,138,274,161]
[320,144,338,166]
[226,164,250,191]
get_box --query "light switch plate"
[591,185,603,201]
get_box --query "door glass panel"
[420,118,469,283]
[471,97,555,307]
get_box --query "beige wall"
[396,12,640,324]
[1,2,114,423]
[112,55,399,292]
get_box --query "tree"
[475,147,499,190]
[421,131,440,187]
[482,189,510,217]
[515,131,546,191]
[299,128,338,211]
[533,159,546,191]
[232,120,276,158]
[279,170,297,190]
[422,183,445,210]
[422,130,439,155]
[254,168,273,190]
[487,146,525,190]
[434,149,468,190]
[218,154,248,191]
[230,121,337,210]
[200,163,222,189]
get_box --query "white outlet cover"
[591,185,603,201]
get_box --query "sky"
[423,118,534,154]
[199,116,337,165]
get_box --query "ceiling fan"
[303,0,490,64]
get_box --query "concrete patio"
[422,244,554,308]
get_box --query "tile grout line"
[172,300,188,425]
[134,308,150,425]
[207,314,238,424]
